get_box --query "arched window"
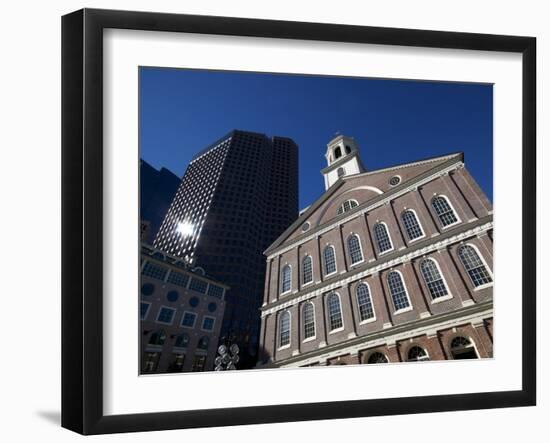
[374,223,393,253]
[279,311,291,347]
[323,245,337,275]
[420,259,449,299]
[327,293,343,331]
[387,271,411,311]
[197,336,209,350]
[337,167,346,177]
[336,199,358,215]
[345,145,351,154]
[334,146,342,159]
[407,346,429,362]
[431,195,459,227]
[367,352,388,364]
[302,302,316,339]
[149,329,166,346]
[356,283,375,321]
[174,333,189,348]
[458,245,492,287]
[450,336,478,359]
[281,264,292,293]
[401,210,424,241]
[302,255,313,285]
[347,234,363,265]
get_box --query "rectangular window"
[181,312,197,328]
[142,351,160,373]
[191,355,207,372]
[157,307,175,324]
[207,284,224,299]
[142,262,168,281]
[189,277,208,294]
[169,353,185,372]
[140,302,150,320]
[167,270,189,288]
[202,316,215,331]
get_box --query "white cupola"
[321,135,366,190]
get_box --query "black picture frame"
[62,8,536,435]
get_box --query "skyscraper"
[140,160,181,243]
[153,130,298,368]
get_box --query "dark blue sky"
[140,67,493,208]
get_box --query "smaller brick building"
[258,135,493,368]
[140,244,229,373]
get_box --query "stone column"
[412,187,439,237]
[295,245,301,292]
[314,295,328,348]
[402,261,431,317]
[315,236,323,283]
[290,303,300,357]
[342,284,358,339]
[373,272,393,328]
[390,200,408,249]
[338,224,349,272]
[263,259,272,306]
[362,213,377,263]
[472,320,493,358]
[426,332,447,360]
[263,313,276,362]
[273,255,281,302]
[440,246,475,306]
[417,186,442,234]
[407,260,432,316]
[440,172,477,223]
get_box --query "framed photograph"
[61,8,536,435]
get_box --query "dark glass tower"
[153,130,298,368]
[139,160,181,243]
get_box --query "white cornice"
[267,160,464,259]
[261,220,493,317]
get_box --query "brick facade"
[259,140,493,368]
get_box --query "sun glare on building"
[176,221,194,237]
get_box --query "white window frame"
[449,335,480,359]
[431,194,461,229]
[302,301,316,342]
[280,263,292,295]
[347,233,364,266]
[326,292,345,334]
[406,345,430,362]
[400,208,425,243]
[302,255,314,287]
[140,301,151,320]
[323,244,338,277]
[373,221,394,255]
[201,315,216,332]
[419,257,454,303]
[180,310,198,329]
[386,269,413,314]
[278,310,291,350]
[337,199,359,215]
[457,242,494,290]
[155,305,176,325]
[356,282,376,324]
[365,351,389,364]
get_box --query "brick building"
[140,244,229,373]
[258,135,493,367]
